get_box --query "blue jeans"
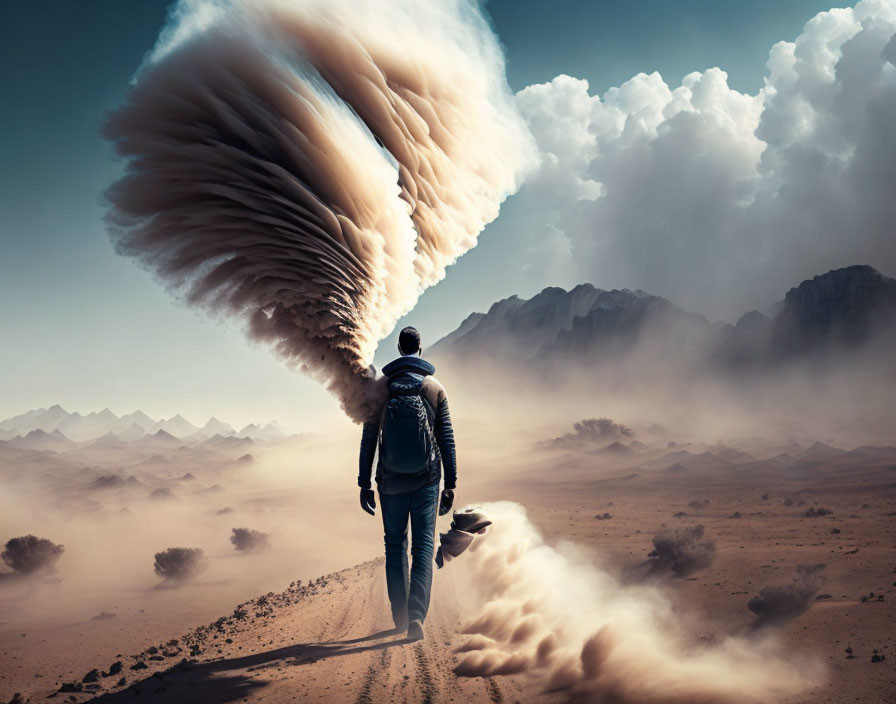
[379,482,439,626]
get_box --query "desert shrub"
[748,564,825,624]
[153,547,207,581]
[649,524,716,576]
[2,535,64,574]
[540,417,633,450]
[230,527,270,552]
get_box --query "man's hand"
[360,488,376,516]
[438,488,454,516]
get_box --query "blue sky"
[0,1,878,429]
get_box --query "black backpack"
[379,373,437,474]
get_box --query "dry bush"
[153,547,208,582]
[230,527,270,552]
[541,417,633,450]
[649,524,716,576]
[2,535,64,574]
[748,564,826,625]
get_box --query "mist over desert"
[4,0,896,702]
[2,328,894,703]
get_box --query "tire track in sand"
[355,647,392,704]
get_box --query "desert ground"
[1,412,894,703]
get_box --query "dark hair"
[398,326,422,355]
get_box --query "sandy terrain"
[1,423,894,703]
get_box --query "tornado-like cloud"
[454,502,819,702]
[103,0,533,421]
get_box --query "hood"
[382,356,435,378]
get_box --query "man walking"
[358,326,457,642]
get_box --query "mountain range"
[0,406,291,444]
[429,265,896,375]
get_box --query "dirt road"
[73,558,522,703]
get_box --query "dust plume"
[103,0,533,421]
[453,502,819,703]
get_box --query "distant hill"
[429,265,896,375]
[0,406,291,444]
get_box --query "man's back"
[356,326,457,641]
[358,354,456,495]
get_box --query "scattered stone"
[594,513,612,520]
[871,650,886,663]
[730,512,742,519]
[130,662,147,671]
[115,677,126,688]
[830,528,841,534]
[103,661,122,677]
[81,669,99,683]
[804,507,832,517]
[58,682,82,693]
[8,694,24,704]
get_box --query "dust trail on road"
[454,502,819,703]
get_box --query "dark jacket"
[357,356,457,495]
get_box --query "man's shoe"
[406,619,424,642]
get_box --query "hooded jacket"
[357,356,457,495]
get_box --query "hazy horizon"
[3,0,896,430]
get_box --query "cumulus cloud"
[516,0,896,319]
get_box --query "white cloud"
[515,0,896,320]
